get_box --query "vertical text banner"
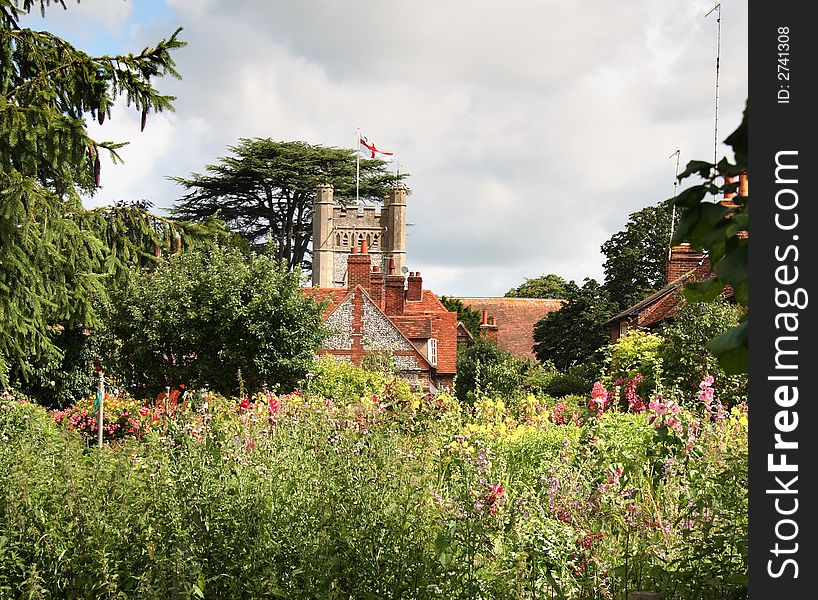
[749,1,815,595]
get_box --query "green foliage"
[0,1,204,389]
[0,378,748,599]
[109,246,328,398]
[504,273,570,299]
[660,299,747,406]
[540,365,595,398]
[439,296,481,339]
[669,103,748,373]
[532,279,617,372]
[605,330,664,398]
[171,139,406,271]
[601,202,674,310]
[309,354,398,401]
[454,338,523,404]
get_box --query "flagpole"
[97,372,105,448]
[355,128,360,206]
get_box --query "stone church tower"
[311,184,407,287]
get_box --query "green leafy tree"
[669,104,748,373]
[171,139,406,271]
[601,202,673,309]
[532,279,617,372]
[440,296,482,339]
[109,246,328,398]
[0,0,194,387]
[504,273,570,299]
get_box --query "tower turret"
[312,184,334,287]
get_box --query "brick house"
[306,185,457,392]
[605,243,712,341]
[605,172,747,341]
[457,298,564,359]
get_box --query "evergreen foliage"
[659,299,747,406]
[171,139,406,271]
[0,1,231,391]
[454,337,523,403]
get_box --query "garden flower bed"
[0,375,747,599]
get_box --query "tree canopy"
[601,202,673,310]
[532,278,617,372]
[504,274,570,299]
[109,246,328,397]
[0,0,229,389]
[171,139,406,271]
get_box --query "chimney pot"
[388,256,396,275]
[351,246,358,254]
[481,309,488,325]
[361,239,368,254]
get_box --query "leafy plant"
[109,246,328,397]
[669,104,748,373]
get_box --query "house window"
[428,338,438,366]
[619,321,629,338]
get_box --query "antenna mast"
[706,2,722,194]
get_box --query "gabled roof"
[311,285,434,372]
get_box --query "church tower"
[311,184,409,288]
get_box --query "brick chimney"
[479,313,499,343]
[407,271,423,302]
[721,174,737,207]
[369,265,384,308]
[384,256,405,315]
[347,239,371,290]
[738,171,749,197]
[666,243,703,284]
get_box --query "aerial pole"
[706,2,722,196]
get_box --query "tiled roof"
[458,297,564,359]
[606,261,731,329]
[390,315,433,338]
[303,287,347,316]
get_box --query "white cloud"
[61,0,746,296]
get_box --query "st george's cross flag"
[359,133,393,162]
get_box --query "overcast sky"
[31,0,747,297]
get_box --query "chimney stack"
[666,243,704,284]
[384,256,405,315]
[369,265,384,308]
[407,271,423,302]
[738,171,749,197]
[479,313,499,343]
[347,239,371,290]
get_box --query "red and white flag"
[359,133,393,162]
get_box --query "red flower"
[240,396,250,409]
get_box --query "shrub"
[604,330,664,406]
[660,300,747,407]
[109,246,327,398]
[454,338,523,404]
